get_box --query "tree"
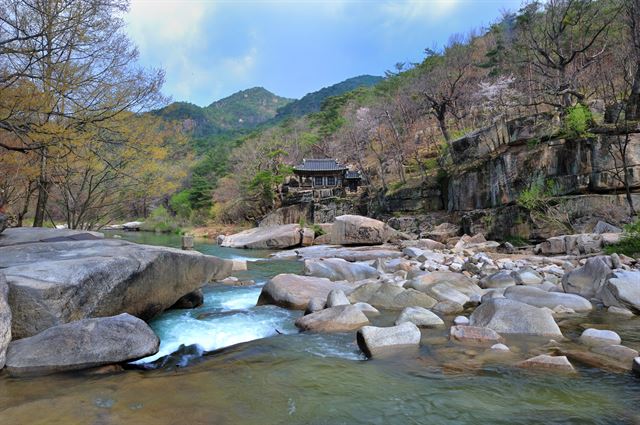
[415,38,475,142]
[624,0,640,120]
[0,0,164,226]
[517,0,620,108]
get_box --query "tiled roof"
[345,170,361,179]
[293,158,347,172]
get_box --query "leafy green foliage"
[605,220,640,258]
[169,190,192,219]
[517,179,557,211]
[563,104,593,138]
[141,206,182,234]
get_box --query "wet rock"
[257,274,354,310]
[0,237,233,339]
[561,257,611,299]
[326,289,350,308]
[454,315,469,326]
[295,305,370,333]
[5,314,159,376]
[512,267,544,285]
[450,325,502,345]
[304,258,379,282]
[220,224,302,249]
[170,289,204,309]
[598,271,640,314]
[395,307,444,327]
[518,355,574,372]
[633,357,640,375]
[480,271,517,289]
[591,345,638,366]
[503,286,592,312]
[0,273,10,369]
[357,322,421,358]
[470,298,563,337]
[333,215,394,245]
[579,328,621,347]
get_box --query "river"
[0,232,638,424]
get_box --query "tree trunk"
[33,151,49,227]
[626,65,640,121]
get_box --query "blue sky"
[126,0,521,106]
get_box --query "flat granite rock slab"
[0,227,104,247]
[1,238,232,339]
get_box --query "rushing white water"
[136,286,300,363]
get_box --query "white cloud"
[380,0,461,22]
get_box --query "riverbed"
[0,232,638,424]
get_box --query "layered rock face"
[0,229,233,338]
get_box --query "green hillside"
[273,75,383,121]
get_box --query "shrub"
[311,223,326,237]
[605,219,640,258]
[141,206,182,234]
[563,104,593,138]
[169,190,192,219]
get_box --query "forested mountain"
[273,75,383,121]
[153,87,293,138]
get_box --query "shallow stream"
[0,232,639,424]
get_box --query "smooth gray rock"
[305,297,326,315]
[352,302,380,316]
[512,267,544,285]
[504,285,592,312]
[258,274,354,310]
[295,305,370,333]
[221,224,302,249]
[271,245,402,262]
[0,273,11,369]
[562,257,611,299]
[490,343,510,352]
[518,355,574,372]
[591,345,638,365]
[480,271,517,289]
[453,315,469,326]
[607,306,635,316]
[0,238,233,339]
[470,298,563,337]
[333,215,393,245]
[326,289,351,308]
[599,271,640,314]
[357,322,421,358]
[304,258,379,282]
[432,300,464,315]
[350,282,437,310]
[579,328,621,347]
[5,313,159,376]
[593,221,622,234]
[395,307,444,327]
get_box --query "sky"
[125,0,521,107]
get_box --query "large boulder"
[406,272,482,305]
[598,271,640,314]
[562,257,611,299]
[480,271,517,289]
[5,313,159,376]
[356,322,421,358]
[0,273,11,369]
[349,282,437,310]
[272,245,402,262]
[257,274,354,310]
[304,258,379,282]
[294,305,370,332]
[220,224,302,249]
[425,223,459,243]
[332,215,393,245]
[0,227,103,247]
[504,286,592,312]
[395,307,444,327]
[469,298,563,337]
[0,237,233,339]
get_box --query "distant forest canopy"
[1,0,639,230]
